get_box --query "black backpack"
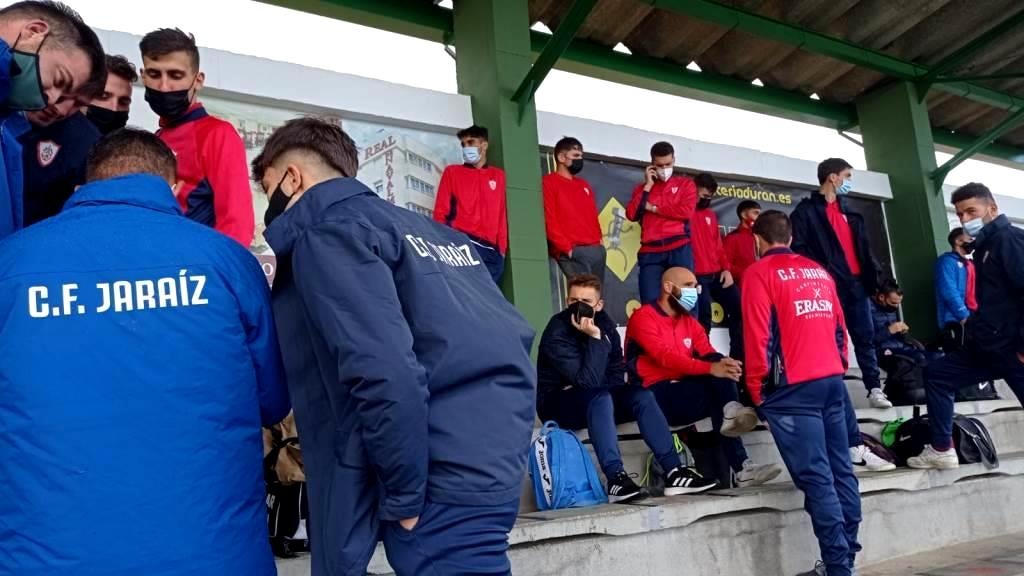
[953,415,999,469]
[882,354,926,406]
[265,432,310,558]
[891,413,932,466]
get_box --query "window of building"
[373,180,384,196]
[407,151,434,174]
[405,202,433,217]
[406,175,436,197]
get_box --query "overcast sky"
[32,0,1024,198]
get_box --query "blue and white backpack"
[529,421,607,511]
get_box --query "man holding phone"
[538,274,712,500]
[626,142,699,304]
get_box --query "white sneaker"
[850,444,896,472]
[721,401,759,437]
[735,459,782,487]
[868,388,893,409]
[907,445,959,470]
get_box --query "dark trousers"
[638,244,694,304]
[649,375,748,471]
[470,238,505,283]
[696,272,743,359]
[556,244,606,288]
[761,377,862,576]
[839,280,882,393]
[925,349,1024,448]
[538,386,682,477]
[382,498,519,576]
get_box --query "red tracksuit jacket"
[542,172,602,258]
[741,248,848,405]
[433,164,508,254]
[625,175,697,253]
[157,104,254,247]
[691,207,729,275]
[625,303,721,387]
[724,225,758,285]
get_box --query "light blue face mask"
[674,286,699,312]
[836,178,853,196]
[462,146,481,165]
[963,217,985,238]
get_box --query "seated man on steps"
[625,266,782,488]
[538,274,713,500]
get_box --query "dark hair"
[568,273,602,295]
[0,1,106,99]
[105,54,138,83]
[554,136,582,158]
[86,127,177,182]
[736,199,761,219]
[951,182,994,205]
[650,141,674,159]
[139,28,199,71]
[817,157,853,185]
[877,278,902,297]
[947,227,966,249]
[752,209,791,245]
[251,117,358,182]
[456,125,488,141]
[694,172,718,194]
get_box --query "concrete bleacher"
[277,377,1024,576]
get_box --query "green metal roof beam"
[511,0,597,120]
[932,72,1024,84]
[932,107,1024,187]
[650,0,1024,113]
[920,8,1024,82]
[932,129,1024,165]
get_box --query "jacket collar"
[265,177,374,257]
[763,247,793,257]
[975,214,1011,249]
[159,103,208,129]
[64,174,182,215]
[808,191,849,213]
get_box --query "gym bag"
[952,414,999,469]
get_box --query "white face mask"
[658,167,673,181]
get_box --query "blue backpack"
[529,421,607,511]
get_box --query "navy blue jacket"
[537,309,624,408]
[934,251,971,328]
[0,174,289,576]
[870,300,909,354]
[790,193,882,298]
[22,112,101,225]
[265,177,536,576]
[0,38,32,239]
[967,214,1024,356]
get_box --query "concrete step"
[277,451,1024,576]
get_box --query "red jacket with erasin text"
[741,248,848,405]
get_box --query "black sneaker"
[607,471,645,503]
[663,466,718,496]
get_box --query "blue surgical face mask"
[673,286,699,312]
[462,146,481,165]
[836,178,853,196]
[963,217,985,238]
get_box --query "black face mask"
[264,174,292,228]
[961,242,976,256]
[145,86,192,120]
[568,158,584,175]
[86,105,129,135]
[567,301,595,324]
[697,197,712,210]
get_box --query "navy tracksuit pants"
[696,273,743,360]
[925,349,1024,448]
[469,237,505,283]
[839,280,882,393]
[538,386,683,478]
[761,376,862,576]
[638,244,693,304]
[382,498,520,576]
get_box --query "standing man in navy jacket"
[743,210,861,576]
[433,124,508,282]
[910,183,1024,470]
[256,118,536,576]
[538,274,687,502]
[0,128,289,576]
[791,157,892,411]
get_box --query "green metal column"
[453,0,552,336]
[856,81,947,339]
